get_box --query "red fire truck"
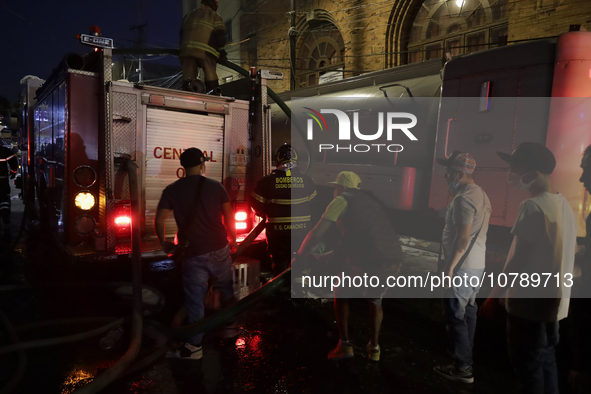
[24,47,275,260]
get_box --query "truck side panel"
[546,32,591,236]
[430,40,557,227]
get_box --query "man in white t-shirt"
[481,142,577,394]
[433,151,492,384]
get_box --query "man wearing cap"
[481,142,576,394]
[433,151,491,384]
[294,171,404,362]
[154,147,237,360]
[250,144,317,277]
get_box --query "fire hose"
[0,159,144,394]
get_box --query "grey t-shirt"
[442,183,492,270]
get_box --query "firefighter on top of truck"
[0,142,18,232]
[179,0,227,94]
[251,145,317,276]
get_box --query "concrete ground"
[0,186,575,393]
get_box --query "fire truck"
[23,47,276,260]
[272,30,591,258]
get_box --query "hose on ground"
[72,159,144,394]
[0,309,26,394]
[0,317,126,357]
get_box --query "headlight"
[74,192,96,210]
[74,215,96,235]
[73,166,97,187]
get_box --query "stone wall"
[238,0,591,94]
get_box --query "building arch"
[295,10,345,88]
[386,0,508,68]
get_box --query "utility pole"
[130,0,147,83]
[289,0,297,90]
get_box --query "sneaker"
[165,342,203,360]
[328,340,354,360]
[367,342,380,361]
[433,364,474,384]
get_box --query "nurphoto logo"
[303,108,418,153]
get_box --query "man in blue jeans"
[433,152,491,384]
[155,147,237,360]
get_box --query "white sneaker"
[433,364,474,384]
[165,342,203,360]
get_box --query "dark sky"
[1,0,182,103]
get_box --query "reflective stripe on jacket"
[0,147,18,178]
[180,5,225,59]
[250,166,316,240]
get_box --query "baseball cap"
[329,171,361,189]
[180,147,211,168]
[497,142,556,174]
[436,151,477,174]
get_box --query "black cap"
[497,142,556,174]
[180,148,210,168]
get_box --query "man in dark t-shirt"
[154,147,236,360]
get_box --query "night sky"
[1,0,183,103]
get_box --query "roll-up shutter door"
[145,107,224,236]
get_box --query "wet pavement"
[0,187,575,393]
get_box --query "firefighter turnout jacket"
[250,164,317,249]
[180,5,226,60]
[0,145,18,219]
[0,146,17,180]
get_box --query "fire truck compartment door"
[144,107,224,236]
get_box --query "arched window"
[297,23,345,88]
[407,0,508,64]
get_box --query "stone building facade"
[234,0,591,93]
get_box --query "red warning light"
[235,211,248,221]
[90,26,101,36]
[115,216,131,226]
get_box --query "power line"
[228,34,547,62]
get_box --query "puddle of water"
[148,260,176,272]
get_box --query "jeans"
[182,245,236,345]
[442,267,484,371]
[507,313,559,394]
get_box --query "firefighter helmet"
[202,0,219,11]
[276,144,297,164]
